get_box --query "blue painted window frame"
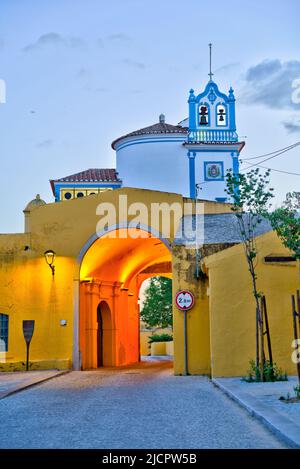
[0,313,9,352]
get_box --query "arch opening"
[79,228,172,370]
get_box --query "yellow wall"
[1,188,297,377]
[140,326,173,356]
[0,188,190,371]
[204,231,299,377]
[0,248,74,371]
[172,246,211,375]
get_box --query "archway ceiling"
[80,229,171,285]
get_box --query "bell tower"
[185,44,245,201]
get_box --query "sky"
[0,0,299,232]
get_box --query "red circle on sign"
[175,290,195,311]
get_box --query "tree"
[225,168,274,381]
[140,277,173,329]
[268,192,300,262]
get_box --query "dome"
[111,114,188,149]
[24,194,46,212]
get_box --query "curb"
[0,370,70,400]
[212,378,300,449]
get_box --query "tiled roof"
[112,122,188,149]
[50,168,121,195]
[174,213,273,246]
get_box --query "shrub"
[243,359,288,383]
[148,333,173,343]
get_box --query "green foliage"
[268,192,300,259]
[294,385,300,399]
[243,359,288,383]
[225,169,274,268]
[141,277,173,329]
[226,168,274,216]
[148,333,173,343]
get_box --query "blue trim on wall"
[116,137,187,151]
[203,161,225,181]
[231,151,239,195]
[53,182,122,202]
[184,147,234,153]
[231,151,239,177]
[229,100,236,131]
[188,152,196,199]
[215,197,227,202]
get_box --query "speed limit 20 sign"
[175,290,195,311]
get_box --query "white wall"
[116,135,190,196]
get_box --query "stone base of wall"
[0,359,71,372]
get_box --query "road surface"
[0,359,288,449]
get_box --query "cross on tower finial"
[208,43,214,81]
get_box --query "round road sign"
[175,290,195,311]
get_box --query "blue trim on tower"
[231,151,239,177]
[188,151,196,199]
[231,151,239,195]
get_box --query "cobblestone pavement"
[0,370,67,398]
[0,359,289,449]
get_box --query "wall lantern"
[44,250,56,276]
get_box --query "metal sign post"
[22,320,35,371]
[175,290,195,376]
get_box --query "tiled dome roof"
[112,115,188,149]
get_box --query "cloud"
[243,59,300,110]
[122,58,145,69]
[36,139,53,149]
[283,116,300,133]
[23,33,86,52]
[215,62,240,74]
[107,33,131,42]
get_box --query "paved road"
[0,359,288,449]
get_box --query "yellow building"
[0,187,298,377]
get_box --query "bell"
[218,108,225,122]
[199,106,208,125]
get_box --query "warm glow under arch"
[78,227,172,370]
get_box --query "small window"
[216,104,226,126]
[64,192,72,200]
[199,105,209,126]
[0,313,9,352]
[77,192,84,198]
